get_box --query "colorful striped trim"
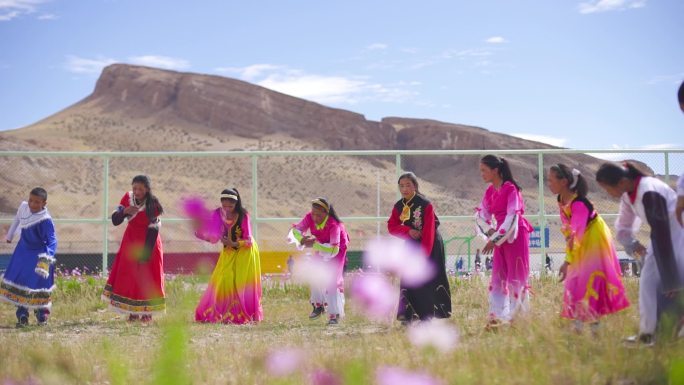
[35,253,55,279]
[0,280,53,309]
[102,284,166,315]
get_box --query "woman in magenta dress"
[475,155,532,328]
[103,175,165,322]
[547,164,629,333]
[194,188,263,324]
[288,197,349,325]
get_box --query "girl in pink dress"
[289,198,349,325]
[194,188,263,324]
[547,164,629,333]
[475,155,533,328]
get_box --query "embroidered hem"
[101,286,166,315]
[0,280,54,309]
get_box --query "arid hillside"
[0,64,627,253]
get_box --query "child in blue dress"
[0,188,57,327]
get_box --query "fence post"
[102,156,110,277]
[537,152,547,275]
[395,153,402,200]
[664,152,670,185]
[252,154,259,243]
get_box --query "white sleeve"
[614,195,641,252]
[677,173,684,196]
[5,202,24,242]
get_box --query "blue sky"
[0,0,682,150]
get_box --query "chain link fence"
[0,149,681,276]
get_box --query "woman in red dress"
[102,175,165,322]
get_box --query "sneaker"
[623,334,655,347]
[309,305,325,320]
[128,314,140,322]
[140,315,152,323]
[327,316,339,326]
[16,315,29,328]
[37,319,48,327]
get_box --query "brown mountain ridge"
[0,64,620,253]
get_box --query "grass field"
[0,273,681,385]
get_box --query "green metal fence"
[0,149,681,275]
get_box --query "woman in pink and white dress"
[288,198,349,325]
[475,155,533,329]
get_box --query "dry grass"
[0,274,680,385]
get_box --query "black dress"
[387,193,452,321]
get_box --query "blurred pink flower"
[180,195,207,218]
[350,273,399,322]
[364,237,434,287]
[376,366,444,385]
[309,369,342,385]
[407,319,459,353]
[265,348,305,377]
[180,196,223,241]
[292,256,337,290]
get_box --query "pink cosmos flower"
[363,237,434,287]
[375,366,444,385]
[265,348,305,377]
[350,273,399,323]
[180,196,223,241]
[407,319,459,353]
[309,369,342,385]
[291,257,337,291]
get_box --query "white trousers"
[310,287,345,317]
[489,286,530,322]
[639,254,660,334]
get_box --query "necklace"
[399,193,415,223]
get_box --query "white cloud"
[588,144,682,175]
[128,55,190,71]
[214,64,282,81]
[406,47,499,71]
[485,36,507,44]
[65,54,191,75]
[215,64,417,105]
[0,0,48,21]
[511,133,567,147]
[0,10,19,20]
[366,43,388,51]
[589,143,682,161]
[408,60,438,70]
[603,143,682,151]
[64,55,117,74]
[578,0,647,14]
[442,48,494,59]
[259,74,366,104]
[37,13,56,20]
